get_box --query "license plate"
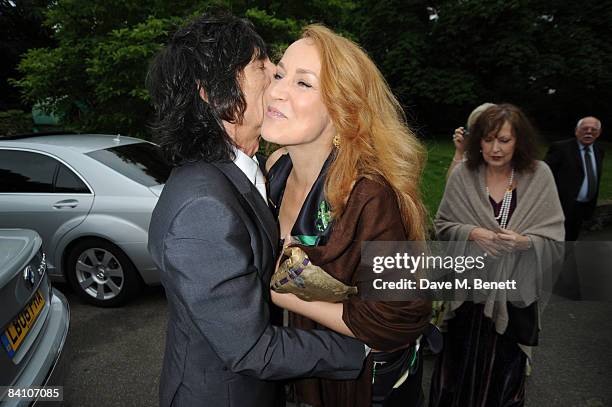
[1,290,46,359]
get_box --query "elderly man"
[146,13,365,407]
[545,117,604,241]
[545,117,604,299]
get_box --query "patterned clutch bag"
[270,246,358,302]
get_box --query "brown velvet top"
[288,177,432,407]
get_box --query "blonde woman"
[446,102,496,178]
[263,25,432,407]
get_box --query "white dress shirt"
[231,146,267,202]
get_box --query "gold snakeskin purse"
[270,246,358,302]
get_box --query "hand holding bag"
[270,246,358,302]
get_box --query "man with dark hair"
[545,116,604,241]
[146,13,365,407]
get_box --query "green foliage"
[244,8,301,60]
[10,0,212,138]
[83,16,180,136]
[595,142,612,205]
[0,0,54,110]
[354,0,611,134]
[0,109,33,136]
[421,139,455,219]
[8,0,611,139]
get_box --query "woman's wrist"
[452,152,465,162]
[521,235,533,250]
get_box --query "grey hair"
[576,117,602,130]
[467,102,496,130]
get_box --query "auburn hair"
[302,24,427,241]
[464,103,538,172]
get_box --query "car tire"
[65,239,142,307]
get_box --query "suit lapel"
[212,161,279,259]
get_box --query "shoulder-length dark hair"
[146,12,267,166]
[464,103,538,172]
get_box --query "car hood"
[0,229,42,288]
[148,184,165,197]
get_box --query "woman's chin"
[260,132,282,144]
[261,128,292,145]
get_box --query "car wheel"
[65,239,142,307]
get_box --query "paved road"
[57,292,612,407]
[56,228,612,406]
[57,285,167,407]
[525,297,612,407]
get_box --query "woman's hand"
[497,229,531,252]
[452,127,467,156]
[469,227,504,256]
[273,234,293,272]
[270,290,300,310]
[447,126,467,179]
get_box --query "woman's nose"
[268,76,288,100]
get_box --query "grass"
[421,140,455,220]
[421,139,612,222]
[597,141,612,205]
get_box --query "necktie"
[584,147,596,202]
[255,166,268,202]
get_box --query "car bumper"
[3,288,70,407]
[39,289,70,387]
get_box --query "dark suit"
[544,138,604,240]
[148,160,365,407]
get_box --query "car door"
[0,149,94,272]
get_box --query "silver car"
[0,229,69,406]
[0,134,171,306]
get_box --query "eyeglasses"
[579,126,601,132]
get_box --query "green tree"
[0,0,54,111]
[10,0,351,138]
[354,0,433,129]
[11,0,221,138]
[528,0,612,133]
[353,0,611,135]
[9,0,610,139]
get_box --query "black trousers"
[564,201,594,241]
[554,201,595,299]
[372,348,424,407]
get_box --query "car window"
[55,164,90,193]
[0,150,57,193]
[86,142,171,187]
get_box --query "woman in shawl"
[262,25,432,406]
[429,103,565,407]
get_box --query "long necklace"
[486,168,515,229]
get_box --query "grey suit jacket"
[148,160,365,407]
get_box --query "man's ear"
[197,81,208,102]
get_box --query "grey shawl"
[434,161,565,346]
